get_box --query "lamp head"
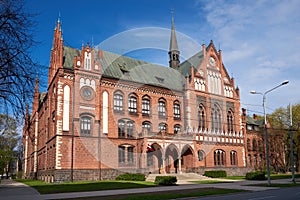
[281,80,289,85]
[250,90,257,94]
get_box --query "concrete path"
[0,179,41,200]
[0,177,298,200]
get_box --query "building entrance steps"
[146,172,223,184]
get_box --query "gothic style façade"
[23,16,253,182]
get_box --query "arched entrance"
[146,143,163,174]
[165,144,179,174]
[181,145,194,173]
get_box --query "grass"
[224,173,300,181]
[190,180,234,184]
[270,173,300,180]
[224,176,246,180]
[67,188,245,200]
[246,183,300,188]
[16,179,156,194]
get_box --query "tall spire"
[169,9,179,51]
[48,15,64,86]
[169,9,180,69]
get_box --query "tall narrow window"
[127,147,134,164]
[173,101,180,119]
[142,121,151,134]
[198,150,204,161]
[227,111,234,133]
[211,104,222,132]
[158,123,167,132]
[114,93,123,112]
[247,139,251,151]
[127,121,134,138]
[198,105,205,130]
[118,146,125,163]
[118,120,125,138]
[81,116,91,134]
[128,95,137,113]
[230,150,237,165]
[214,149,225,166]
[142,96,150,116]
[174,124,181,134]
[158,99,166,118]
[84,51,91,70]
[252,139,257,151]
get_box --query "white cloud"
[195,0,300,112]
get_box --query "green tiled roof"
[178,51,204,76]
[246,116,264,126]
[62,46,184,91]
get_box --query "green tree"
[267,104,300,172]
[0,114,19,178]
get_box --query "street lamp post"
[250,80,289,186]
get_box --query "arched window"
[158,123,167,132]
[247,139,251,150]
[211,104,222,132]
[142,95,151,116]
[84,51,91,70]
[198,150,205,161]
[158,98,166,118]
[142,121,151,134]
[173,101,180,119]
[128,94,137,113]
[227,110,234,133]
[118,146,125,163]
[118,119,125,138]
[214,149,225,166]
[198,105,206,130]
[252,139,257,151]
[81,116,92,134]
[258,140,263,152]
[118,119,135,138]
[114,92,123,112]
[118,145,134,165]
[127,121,134,138]
[174,124,181,134]
[230,150,237,165]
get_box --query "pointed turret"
[168,10,180,69]
[48,15,64,86]
[32,76,39,115]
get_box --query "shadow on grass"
[17,180,156,194]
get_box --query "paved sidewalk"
[0,179,41,200]
[0,178,298,200]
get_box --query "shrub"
[115,173,145,181]
[155,176,177,186]
[204,170,227,178]
[246,171,266,180]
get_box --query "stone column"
[178,157,182,174]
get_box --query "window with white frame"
[142,96,151,116]
[158,99,166,118]
[80,116,92,134]
[114,92,123,112]
[128,95,137,113]
[173,101,180,119]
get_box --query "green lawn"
[225,173,300,181]
[16,179,156,194]
[190,180,234,184]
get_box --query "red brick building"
[23,17,248,182]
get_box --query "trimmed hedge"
[246,171,266,180]
[204,170,227,178]
[155,176,177,186]
[115,173,146,181]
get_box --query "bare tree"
[0,0,37,120]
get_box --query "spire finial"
[58,12,61,23]
[171,8,174,22]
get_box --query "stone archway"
[181,145,194,173]
[146,143,163,174]
[165,144,179,174]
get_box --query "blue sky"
[25,0,300,116]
